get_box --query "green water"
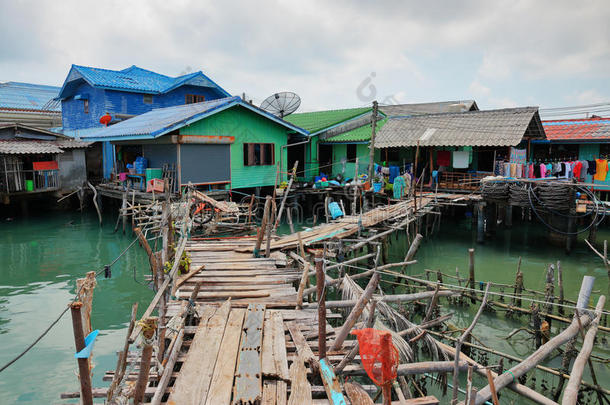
[0,210,608,404]
[386,215,610,403]
[0,210,152,404]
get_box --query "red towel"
[437,151,450,166]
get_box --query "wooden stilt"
[70,302,93,405]
[315,250,326,360]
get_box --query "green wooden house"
[82,96,308,190]
[284,100,478,181]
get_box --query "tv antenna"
[260,92,301,118]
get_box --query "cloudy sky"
[1,0,609,115]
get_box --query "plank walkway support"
[133,317,157,405]
[562,295,606,405]
[254,196,272,258]
[468,248,476,304]
[70,302,93,405]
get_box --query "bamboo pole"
[451,283,490,404]
[151,329,184,405]
[486,369,499,405]
[330,272,380,352]
[562,295,606,405]
[335,300,377,374]
[106,302,138,402]
[296,260,310,309]
[468,248,476,304]
[467,282,599,405]
[367,101,378,182]
[70,302,93,405]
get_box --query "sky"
[1,0,609,115]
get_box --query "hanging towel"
[437,150,451,166]
[393,176,406,199]
[452,151,469,169]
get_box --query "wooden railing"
[437,171,493,191]
[0,168,60,193]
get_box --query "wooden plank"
[285,321,316,366]
[261,312,276,378]
[262,380,277,405]
[233,304,266,404]
[287,355,311,405]
[344,382,374,405]
[204,308,246,405]
[166,300,230,405]
[271,312,290,381]
[276,381,287,405]
[319,358,347,405]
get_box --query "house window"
[347,144,357,160]
[83,99,89,114]
[143,94,153,104]
[243,143,275,166]
[185,94,205,104]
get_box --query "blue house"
[56,64,231,177]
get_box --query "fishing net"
[351,328,399,386]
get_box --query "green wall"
[179,106,289,189]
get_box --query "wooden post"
[122,192,127,234]
[352,157,359,215]
[133,317,158,404]
[254,196,271,257]
[70,302,93,405]
[315,250,327,360]
[265,199,274,257]
[468,248,476,304]
[381,332,393,405]
[367,101,379,182]
[274,160,298,229]
[505,204,513,228]
[486,369,500,405]
[476,203,484,244]
[296,260,310,310]
[557,261,564,316]
[246,194,255,224]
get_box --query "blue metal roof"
[0,82,61,112]
[80,97,309,141]
[57,65,231,99]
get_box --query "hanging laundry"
[452,151,469,168]
[389,166,400,184]
[573,161,583,180]
[594,159,608,181]
[393,176,406,199]
[516,164,522,178]
[540,163,547,177]
[528,164,534,179]
[437,150,450,166]
[587,160,597,175]
[580,160,589,180]
[509,147,527,164]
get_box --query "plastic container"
[146,168,163,180]
[328,202,344,219]
[25,180,34,191]
[146,178,165,193]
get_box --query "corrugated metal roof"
[542,117,610,141]
[57,65,230,99]
[379,100,478,117]
[81,96,308,141]
[0,82,61,112]
[54,139,92,149]
[376,107,544,148]
[324,118,388,143]
[0,140,63,154]
[284,107,372,134]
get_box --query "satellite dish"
[260,92,301,118]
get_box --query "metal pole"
[70,302,93,405]
[316,249,326,360]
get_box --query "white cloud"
[1,0,609,111]
[575,89,607,104]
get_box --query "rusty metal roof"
[375,107,545,148]
[542,117,610,141]
[0,140,64,154]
